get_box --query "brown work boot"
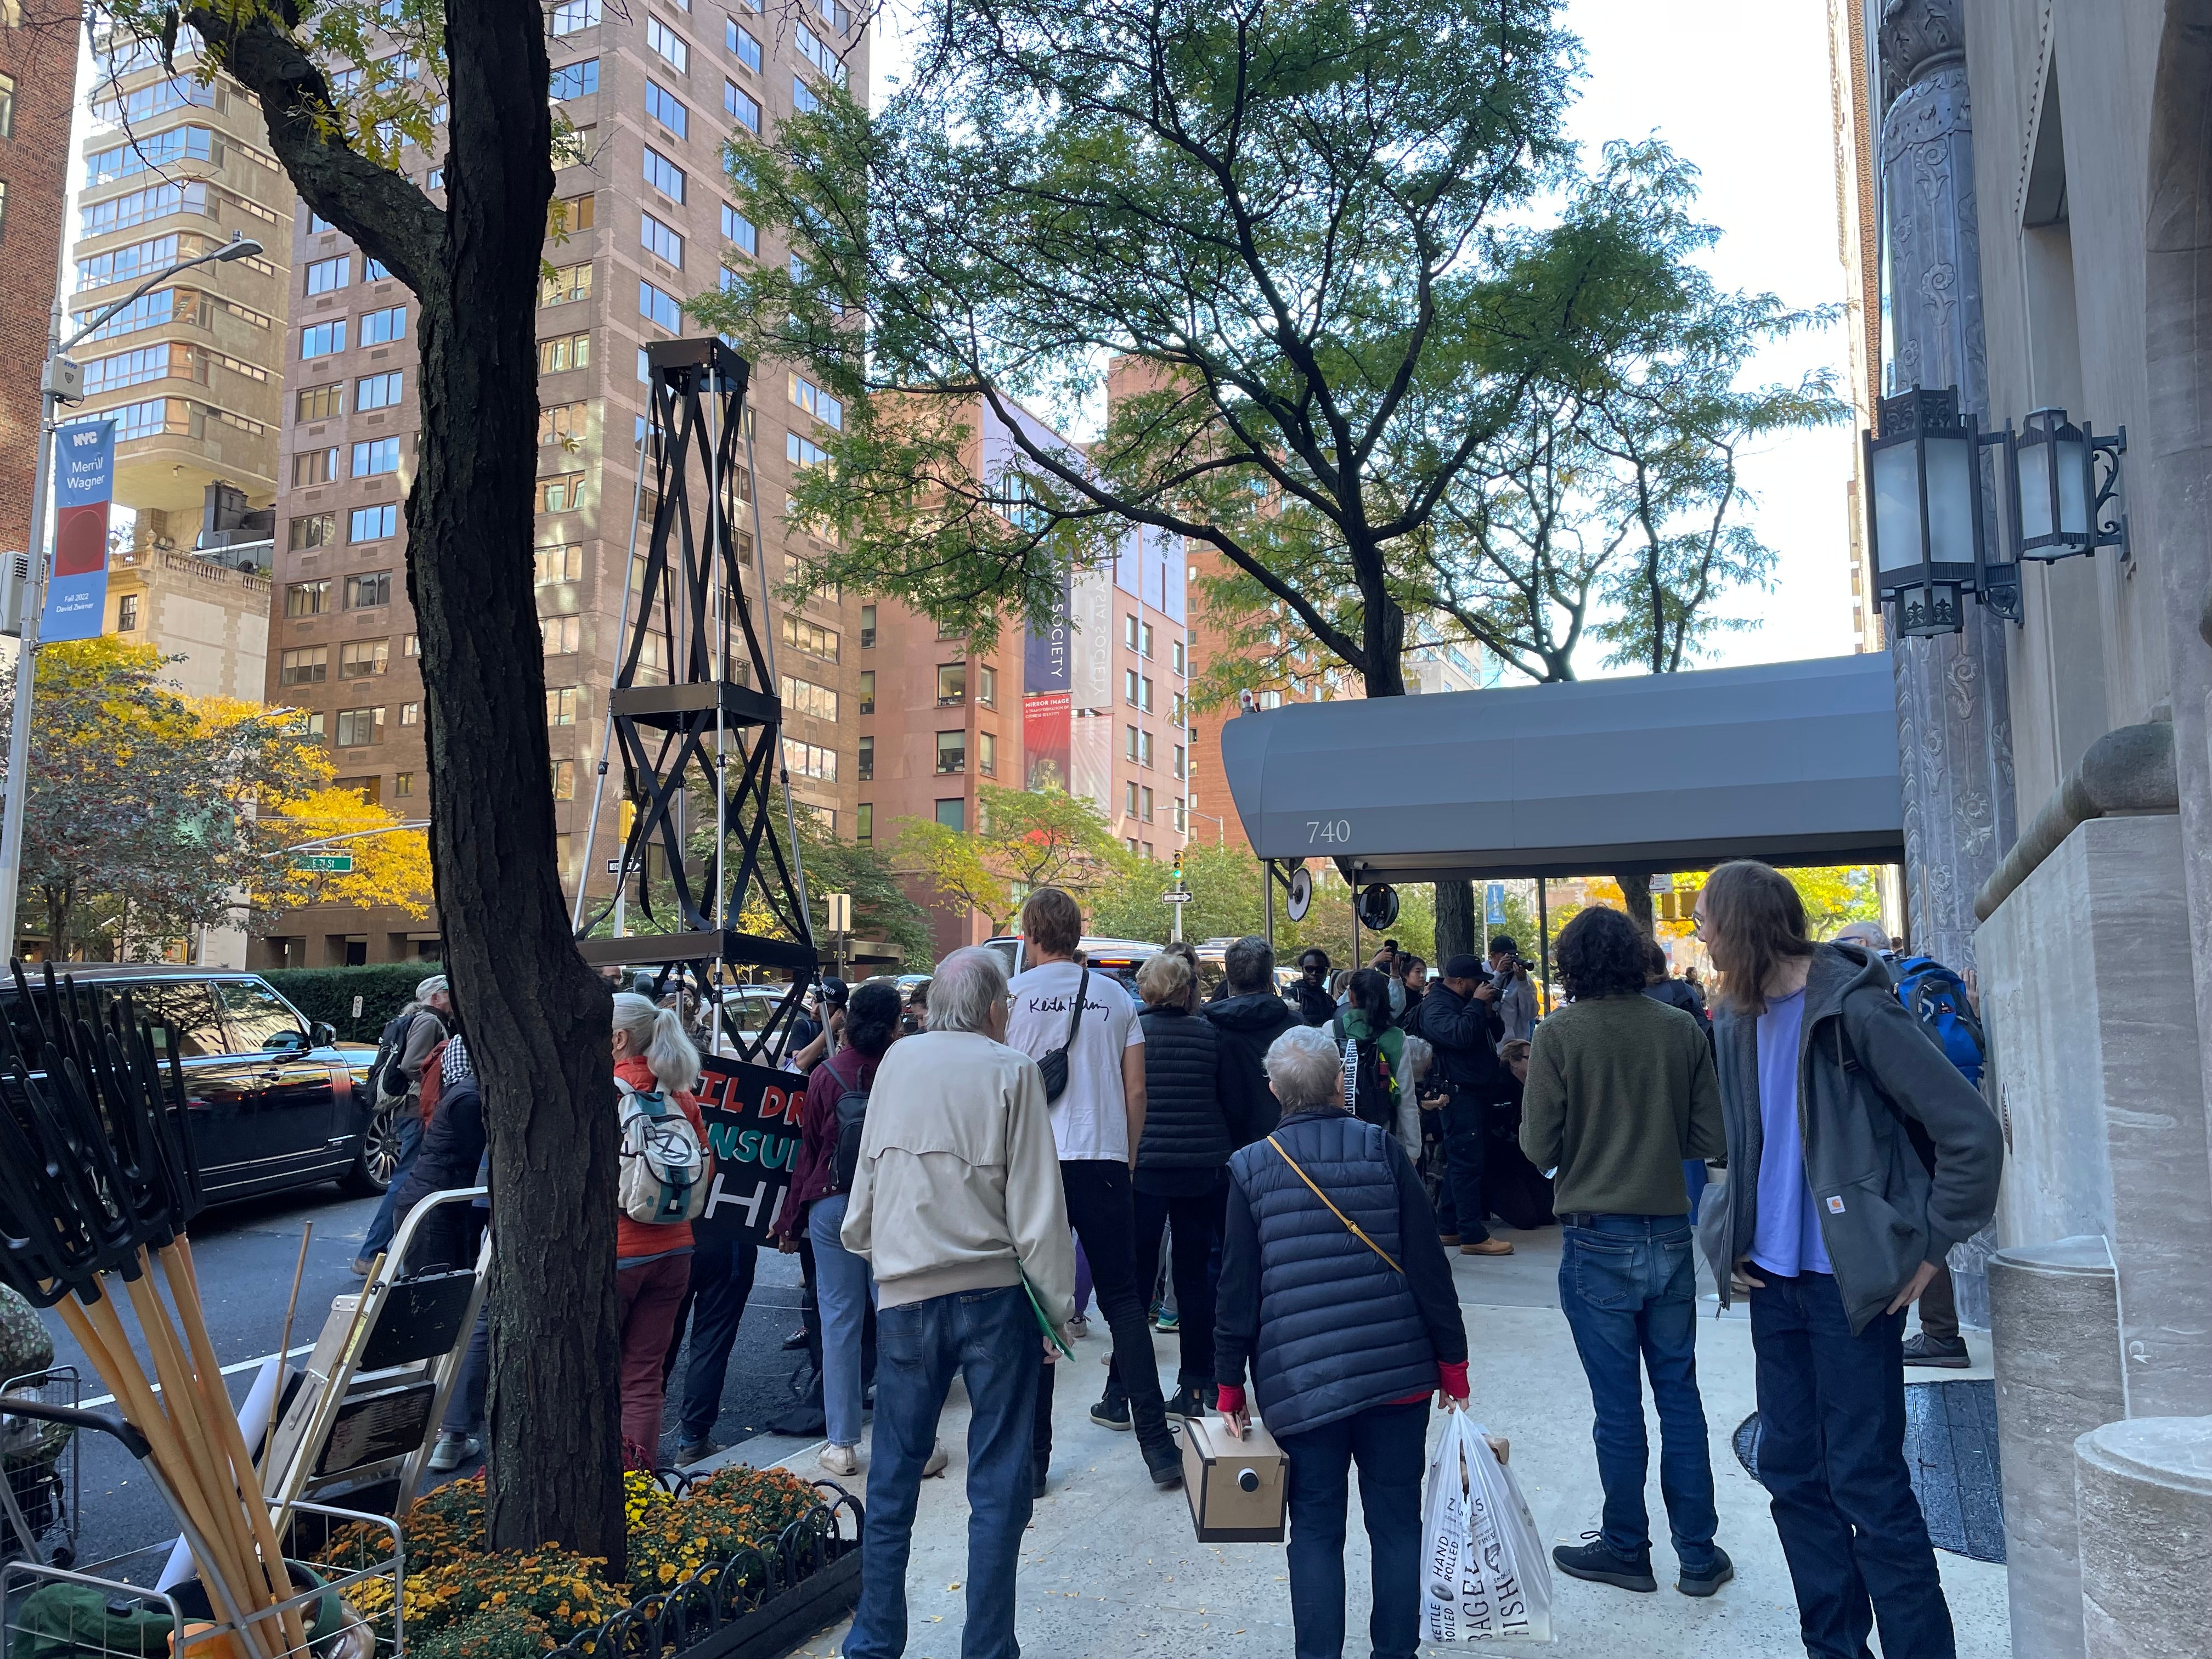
[1462,1238,1514,1256]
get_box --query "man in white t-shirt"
[1005,888,1182,1492]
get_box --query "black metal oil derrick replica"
[574,338,815,1060]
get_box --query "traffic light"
[618,797,637,843]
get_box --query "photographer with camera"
[1413,953,1515,1256]
[1489,935,1538,1044]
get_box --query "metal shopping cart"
[1,1367,80,1569]
[0,1400,403,1659]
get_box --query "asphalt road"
[23,1182,811,1572]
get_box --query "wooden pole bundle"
[0,967,309,1659]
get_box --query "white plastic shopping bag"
[1420,1409,1554,1642]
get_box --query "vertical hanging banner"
[44,420,117,642]
[1024,558,1074,789]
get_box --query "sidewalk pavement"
[697,1223,2010,1658]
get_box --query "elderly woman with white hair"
[1214,1022,1471,1659]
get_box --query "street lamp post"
[0,233,264,958]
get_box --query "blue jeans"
[1431,1095,1491,1243]
[1278,1401,1428,1659]
[1556,1214,1717,1572]
[809,1193,875,1448]
[359,1109,423,1258]
[1750,1273,1954,1659]
[847,1284,1037,1659]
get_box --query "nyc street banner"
[691,1052,806,1245]
[44,420,117,642]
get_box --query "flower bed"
[328,1467,860,1659]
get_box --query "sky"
[867,0,1862,675]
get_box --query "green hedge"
[265,962,445,1043]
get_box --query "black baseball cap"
[1442,953,1485,980]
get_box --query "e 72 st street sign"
[293,853,354,872]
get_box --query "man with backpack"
[1832,922,1988,1368]
[353,977,452,1275]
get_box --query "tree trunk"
[1612,866,1656,936]
[182,0,624,1562]
[1433,879,1476,965]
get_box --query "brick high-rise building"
[254,0,868,968]
[0,2,78,565]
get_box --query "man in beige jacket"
[840,946,1074,1659]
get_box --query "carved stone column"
[1877,0,2016,1326]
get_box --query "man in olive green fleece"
[1520,906,1731,1600]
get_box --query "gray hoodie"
[1699,943,2002,1335]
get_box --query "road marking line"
[76,1344,317,1409]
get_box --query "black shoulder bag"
[1036,966,1090,1103]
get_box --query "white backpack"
[616,1077,708,1224]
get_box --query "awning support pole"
[1537,878,1550,1018]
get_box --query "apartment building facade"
[252,0,867,968]
[75,29,292,563]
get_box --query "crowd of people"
[362,856,2001,1659]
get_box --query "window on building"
[549,0,600,34]
[399,701,420,725]
[357,370,403,410]
[856,732,873,780]
[1139,675,1154,712]
[788,373,842,429]
[535,543,584,583]
[1140,786,1154,822]
[1173,797,1187,833]
[860,604,876,648]
[348,504,397,543]
[936,662,966,706]
[792,75,819,114]
[1172,637,1187,675]
[546,686,580,725]
[106,591,134,631]
[721,79,762,132]
[551,122,594,168]
[549,57,599,98]
[780,614,839,661]
[1257,689,1282,710]
[856,802,873,842]
[334,775,383,805]
[718,207,759,263]
[934,798,965,832]
[934,731,965,774]
[335,706,385,746]
[352,437,401,477]
[640,211,684,267]
[340,638,390,679]
[727,20,761,67]
[783,738,837,781]
[644,78,689,137]
[646,15,689,71]
[539,400,589,445]
[543,614,582,654]
[404,634,419,657]
[542,474,586,513]
[360,304,407,344]
[978,730,997,778]
[1124,613,1138,650]
[1124,667,1138,707]
[304,255,350,295]
[969,664,993,708]
[551,193,596,234]
[539,264,591,306]
[786,431,830,469]
[1138,729,1154,768]
[285,580,331,617]
[395,771,415,797]
[296,382,342,422]
[1124,780,1138,818]
[279,646,327,685]
[550,758,577,800]
[1173,743,1186,780]
[1124,725,1139,761]
[0,74,14,139]
[289,514,335,550]
[853,672,875,718]
[338,571,391,610]
[300,319,347,359]
[1139,620,1154,658]
[639,280,682,332]
[292,448,339,487]
[540,331,591,374]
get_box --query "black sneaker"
[782,1327,809,1351]
[1677,1544,1734,1598]
[1162,1381,1217,1423]
[1901,1332,1970,1368]
[1090,1393,1132,1431]
[1033,1465,1049,1500]
[1143,1440,1183,1489]
[1553,1533,1656,1593]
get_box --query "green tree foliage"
[895,785,1124,935]
[785,803,935,970]
[702,0,1745,695]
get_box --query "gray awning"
[1218,653,1903,882]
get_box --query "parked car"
[0,967,385,1204]
[977,935,1163,998]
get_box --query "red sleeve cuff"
[1437,1361,1469,1401]
[1215,1384,1246,1416]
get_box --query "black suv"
[0,968,386,1205]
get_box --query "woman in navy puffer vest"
[1215,1023,1470,1659]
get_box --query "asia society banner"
[44,420,117,642]
[691,1053,806,1245]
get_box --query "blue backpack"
[1892,955,1985,1086]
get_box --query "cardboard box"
[1181,1415,1289,1542]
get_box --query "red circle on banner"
[53,504,109,578]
